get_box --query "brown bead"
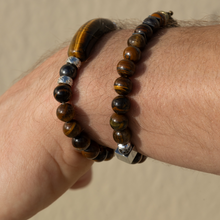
[139,155,147,163]
[127,34,146,50]
[113,128,131,144]
[53,84,72,103]
[117,59,136,77]
[123,46,141,62]
[63,120,82,138]
[72,132,91,150]
[134,24,153,40]
[112,95,130,114]
[56,103,75,122]
[81,141,100,159]
[105,147,115,161]
[114,77,132,95]
[151,12,166,26]
[110,113,128,131]
[93,146,107,162]
[143,16,160,31]
[132,153,143,164]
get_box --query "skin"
[0,25,220,219]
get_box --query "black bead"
[59,64,77,79]
[143,16,160,31]
[72,132,91,151]
[132,153,143,164]
[93,146,107,162]
[53,84,72,103]
[112,96,130,114]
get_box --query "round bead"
[105,147,115,161]
[114,77,132,95]
[110,113,128,131]
[127,33,146,50]
[139,155,147,163]
[132,153,143,164]
[93,146,107,162]
[63,120,82,138]
[57,76,73,87]
[117,142,132,155]
[113,128,131,144]
[59,63,77,79]
[81,141,100,159]
[66,56,81,68]
[117,59,136,77]
[53,84,72,103]
[112,96,130,114]
[72,132,91,150]
[56,103,75,122]
[151,12,166,26]
[123,46,141,62]
[143,16,160,31]
[134,24,153,40]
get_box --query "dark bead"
[134,24,153,41]
[113,128,131,144]
[139,155,147,163]
[112,96,130,114]
[110,113,128,131]
[63,120,82,138]
[53,84,72,103]
[143,16,160,31]
[56,103,75,122]
[114,77,132,95]
[123,46,141,62]
[127,34,146,50]
[105,147,115,161]
[93,146,107,162]
[81,141,100,159]
[132,153,143,164]
[59,64,77,79]
[117,59,136,77]
[151,12,166,26]
[72,132,91,150]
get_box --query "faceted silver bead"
[118,142,132,155]
[66,56,81,68]
[57,76,73,87]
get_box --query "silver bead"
[57,76,73,87]
[118,142,132,155]
[66,56,81,68]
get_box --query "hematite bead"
[134,24,153,41]
[117,59,136,77]
[113,128,131,144]
[63,120,82,138]
[114,77,132,95]
[112,95,130,114]
[123,46,141,62]
[81,141,100,159]
[127,33,146,50]
[93,146,107,162]
[105,147,115,161]
[56,103,75,122]
[110,113,128,131]
[151,12,166,26]
[72,132,91,150]
[143,16,160,31]
[58,76,73,87]
[53,84,72,103]
[60,63,77,79]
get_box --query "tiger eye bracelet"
[111,11,176,164]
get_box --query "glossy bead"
[53,84,72,103]
[134,24,153,40]
[59,63,77,79]
[66,57,81,69]
[81,141,100,159]
[117,142,132,155]
[117,59,136,77]
[63,120,82,138]
[57,76,73,87]
[114,77,132,95]
[56,103,75,122]
[139,155,147,163]
[112,96,130,114]
[123,46,141,62]
[113,128,131,144]
[110,113,128,131]
[151,12,166,26]
[143,16,160,31]
[158,11,172,26]
[93,146,107,162]
[105,147,115,161]
[127,34,146,50]
[132,153,143,164]
[72,132,91,150]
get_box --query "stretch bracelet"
[111,11,176,164]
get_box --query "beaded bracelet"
[110,11,176,164]
[53,19,116,162]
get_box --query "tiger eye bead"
[72,132,91,150]
[151,12,166,26]
[139,155,147,163]
[114,77,132,95]
[117,59,136,77]
[123,46,141,62]
[93,146,107,162]
[110,113,128,131]
[112,96,130,114]
[113,128,131,144]
[132,153,143,164]
[143,16,160,31]
[63,120,82,138]
[81,141,100,159]
[134,24,153,41]
[53,84,72,103]
[59,63,77,79]
[105,147,115,161]
[56,103,75,122]
[127,33,146,50]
